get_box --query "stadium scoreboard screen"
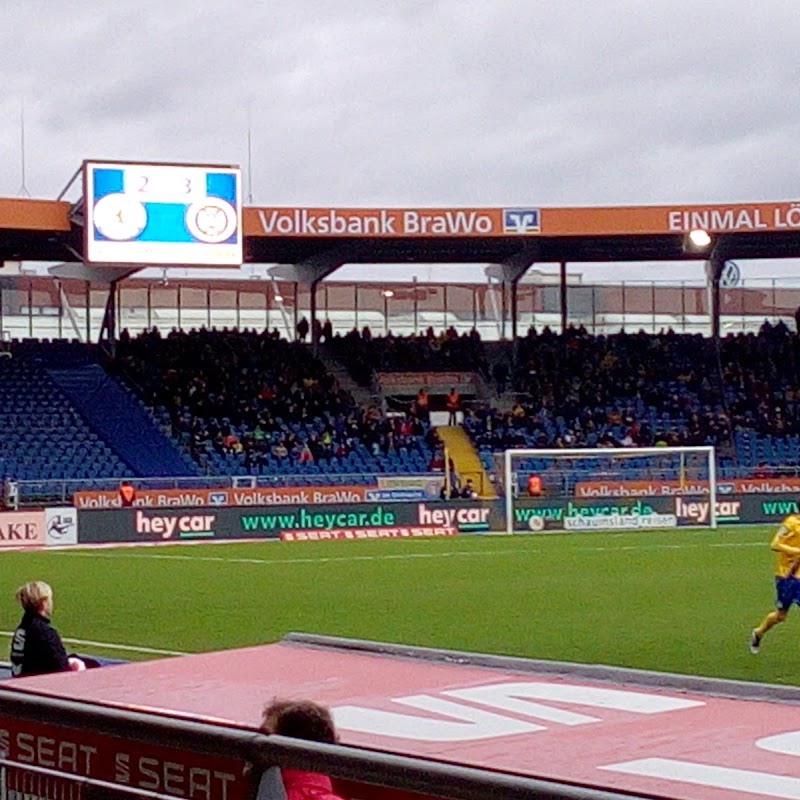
[83,160,242,266]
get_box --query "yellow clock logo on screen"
[93,193,148,241]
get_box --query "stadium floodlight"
[503,445,718,535]
[685,229,712,251]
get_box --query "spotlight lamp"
[686,229,712,251]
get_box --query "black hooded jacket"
[10,610,69,677]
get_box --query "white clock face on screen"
[92,193,148,241]
[185,199,238,244]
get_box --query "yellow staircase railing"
[436,425,497,498]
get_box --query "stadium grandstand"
[3,182,800,506]
[2,319,799,505]
[9,175,800,800]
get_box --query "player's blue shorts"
[775,576,800,610]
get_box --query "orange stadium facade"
[2,190,800,343]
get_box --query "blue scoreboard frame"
[83,161,243,267]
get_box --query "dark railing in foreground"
[0,687,661,800]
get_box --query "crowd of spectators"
[113,327,432,473]
[325,326,489,387]
[464,322,800,459]
[714,320,800,436]
[112,320,800,480]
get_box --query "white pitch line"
[55,550,517,565]
[48,538,766,567]
[0,631,188,656]
[587,541,764,552]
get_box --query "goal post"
[503,445,717,534]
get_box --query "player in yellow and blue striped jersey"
[750,514,800,653]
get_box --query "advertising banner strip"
[244,202,800,238]
[0,714,250,800]
[0,511,45,548]
[376,476,444,495]
[542,202,800,236]
[44,507,78,547]
[76,501,504,544]
[281,526,456,541]
[245,207,517,238]
[7,198,800,239]
[73,484,370,509]
[574,477,800,498]
[514,493,798,530]
[377,371,476,390]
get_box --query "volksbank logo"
[503,208,541,234]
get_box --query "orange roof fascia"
[0,198,71,232]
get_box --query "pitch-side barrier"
[2,492,797,550]
[0,685,651,800]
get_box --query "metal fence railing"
[5,273,800,342]
[0,687,657,800]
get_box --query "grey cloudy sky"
[2,0,799,282]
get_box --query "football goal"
[503,445,717,534]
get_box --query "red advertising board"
[72,485,369,510]
[0,715,250,800]
[281,526,455,541]
[575,477,800,498]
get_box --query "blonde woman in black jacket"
[10,581,73,677]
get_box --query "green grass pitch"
[0,525,796,685]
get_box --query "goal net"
[503,445,717,534]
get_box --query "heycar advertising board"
[735,494,800,524]
[667,494,794,526]
[513,497,682,532]
[514,493,796,530]
[76,501,504,544]
[67,494,800,544]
